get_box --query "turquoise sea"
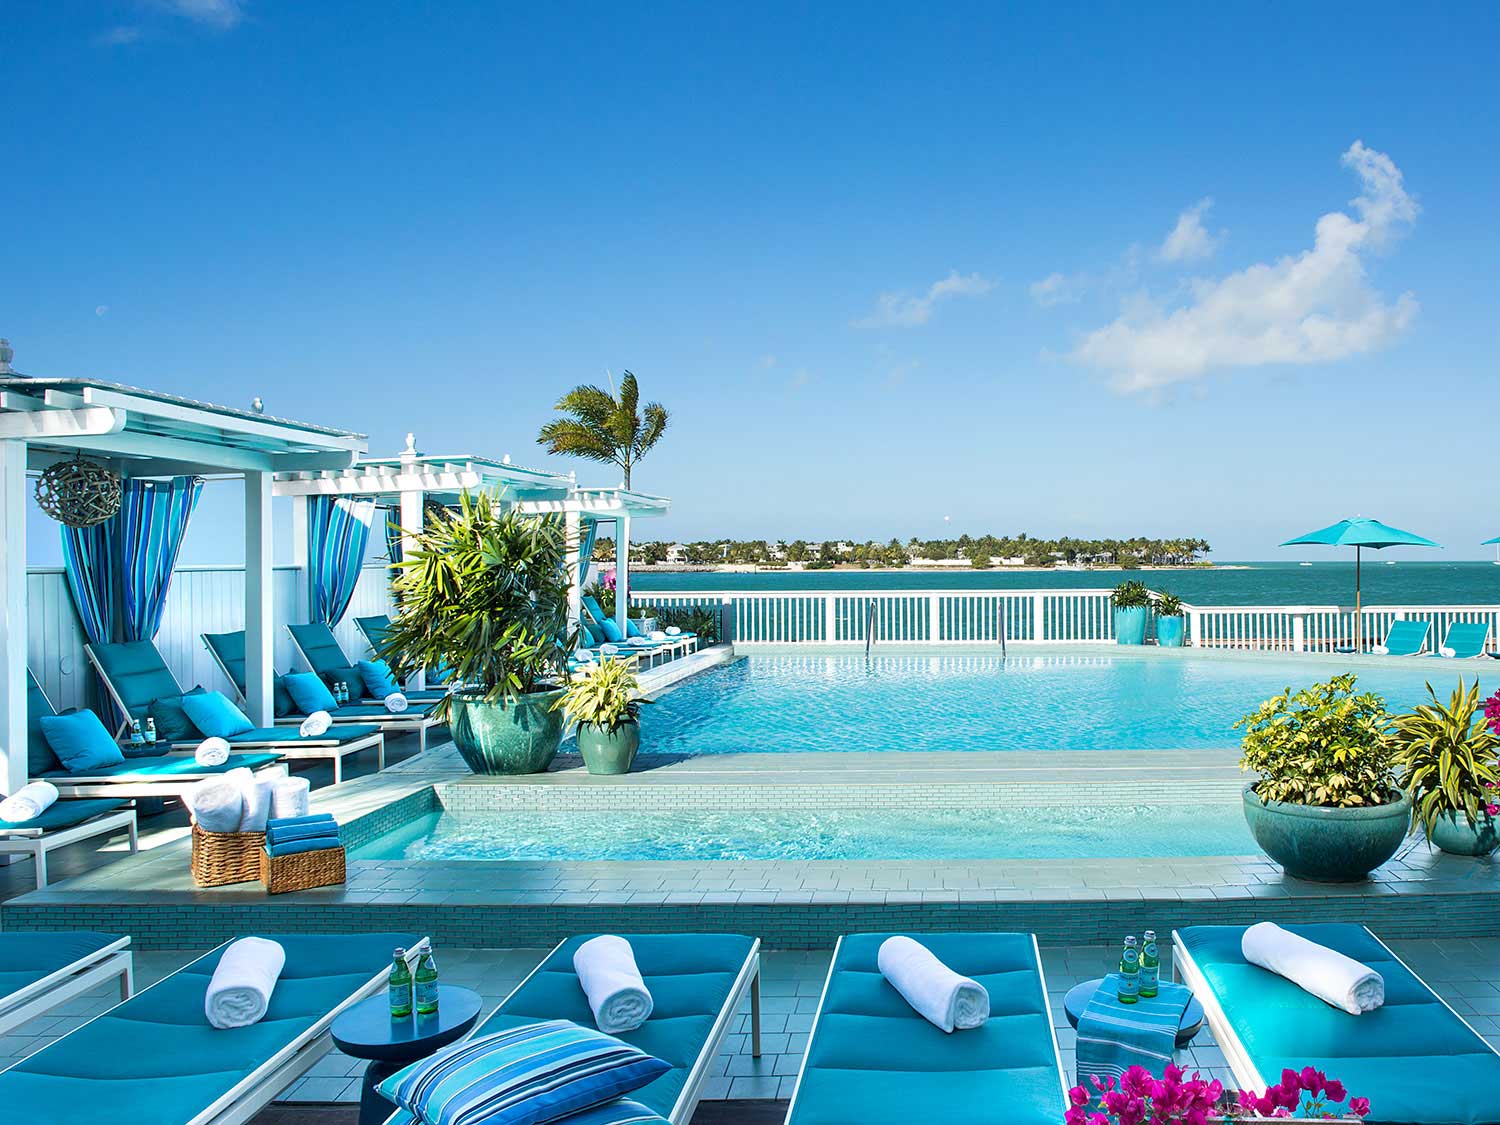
[633,561,1500,607]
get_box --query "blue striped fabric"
[578,518,598,591]
[1075,974,1190,1094]
[384,506,404,566]
[308,496,376,626]
[377,1019,669,1125]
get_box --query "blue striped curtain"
[61,476,203,646]
[308,496,377,626]
[578,517,598,589]
[383,507,403,566]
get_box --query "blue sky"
[6,2,1500,562]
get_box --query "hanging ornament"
[35,455,123,528]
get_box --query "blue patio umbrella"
[1483,534,1500,564]
[1282,518,1441,650]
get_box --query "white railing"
[1185,603,1500,655]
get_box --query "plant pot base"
[450,690,565,775]
[1242,785,1411,882]
[1430,811,1499,856]
[577,721,641,775]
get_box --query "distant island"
[592,535,1210,571]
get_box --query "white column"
[565,510,582,643]
[0,441,28,797]
[397,487,426,689]
[243,471,275,726]
[614,515,630,636]
[289,494,309,623]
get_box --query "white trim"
[0,935,132,1036]
[1031,933,1071,1107]
[1171,928,1267,1094]
[783,934,842,1124]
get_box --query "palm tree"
[536,370,669,489]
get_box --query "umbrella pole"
[1355,545,1362,651]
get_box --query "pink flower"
[1324,1077,1347,1102]
[1486,803,1499,817]
[1300,1066,1325,1095]
[1069,1086,1091,1107]
[1350,1097,1372,1118]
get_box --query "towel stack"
[264,813,341,857]
[187,768,275,834]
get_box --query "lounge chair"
[27,671,286,800]
[0,931,132,1036]
[86,641,385,784]
[1430,621,1491,659]
[0,931,420,1125]
[581,596,681,665]
[0,796,136,889]
[1173,923,1500,1125]
[353,613,450,685]
[1335,619,1430,656]
[285,622,449,704]
[786,932,1067,1125]
[383,934,761,1125]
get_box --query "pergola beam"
[0,406,126,441]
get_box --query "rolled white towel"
[650,630,668,642]
[236,773,272,833]
[599,644,619,656]
[188,771,247,834]
[195,736,231,768]
[1370,644,1390,656]
[665,626,682,636]
[1241,922,1384,1015]
[205,937,286,1029]
[271,776,311,820]
[1440,646,1457,658]
[0,781,59,824]
[877,935,989,1033]
[384,692,409,714]
[574,935,653,1033]
[299,710,332,738]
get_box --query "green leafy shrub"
[1392,678,1500,838]
[652,604,720,643]
[1111,580,1153,609]
[1155,591,1184,616]
[554,657,649,731]
[1236,674,1397,808]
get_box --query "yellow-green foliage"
[555,658,648,731]
[1392,678,1500,837]
[1236,674,1397,808]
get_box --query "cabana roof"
[272,451,574,504]
[517,485,671,519]
[0,374,367,475]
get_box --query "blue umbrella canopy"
[1483,535,1500,545]
[1282,518,1440,649]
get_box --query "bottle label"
[416,977,439,1013]
[389,979,412,1016]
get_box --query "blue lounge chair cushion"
[26,671,64,775]
[87,640,183,721]
[0,932,413,1125]
[356,659,400,699]
[474,934,756,1120]
[1434,622,1491,659]
[37,750,282,781]
[382,1100,669,1125]
[201,631,299,717]
[319,664,363,697]
[0,931,125,1004]
[221,724,382,745]
[39,711,124,773]
[284,671,337,714]
[149,687,206,742]
[181,690,255,738]
[789,932,1064,1125]
[0,797,128,833]
[379,1019,670,1125]
[1176,924,1500,1125]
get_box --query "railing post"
[1189,610,1202,648]
[929,593,941,643]
[1292,614,1305,653]
[825,594,837,643]
[721,596,735,644]
[1032,593,1045,641]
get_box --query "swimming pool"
[632,649,1461,753]
[349,803,1259,862]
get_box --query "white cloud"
[159,0,245,28]
[858,270,993,327]
[94,26,143,46]
[1158,198,1222,263]
[1030,272,1084,307]
[94,305,110,317]
[1073,141,1418,393]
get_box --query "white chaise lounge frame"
[0,935,133,1037]
[280,628,439,756]
[0,805,138,889]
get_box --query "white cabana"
[0,370,366,797]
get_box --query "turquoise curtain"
[578,517,598,590]
[61,476,203,646]
[308,496,377,626]
[383,507,403,566]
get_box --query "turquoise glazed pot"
[577,720,641,776]
[1156,615,1185,648]
[1114,605,1149,645]
[448,689,565,774]
[1429,811,1499,856]
[1242,784,1411,881]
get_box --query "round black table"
[1063,977,1205,1048]
[331,984,483,1125]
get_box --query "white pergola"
[0,373,367,796]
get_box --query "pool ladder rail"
[861,600,1009,656]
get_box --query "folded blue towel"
[266,823,339,846]
[266,836,342,857]
[265,813,334,831]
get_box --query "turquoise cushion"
[283,671,337,714]
[26,671,63,775]
[149,687,205,742]
[37,751,282,780]
[379,1103,666,1125]
[180,691,254,738]
[1176,924,1500,1125]
[357,659,399,699]
[0,797,127,832]
[378,1020,669,1125]
[273,674,297,718]
[0,931,125,1003]
[39,711,125,773]
[319,664,362,697]
[597,616,626,643]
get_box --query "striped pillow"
[376,1020,670,1125]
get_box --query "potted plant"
[1235,675,1410,881]
[1111,580,1152,645]
[1154,591,1186,648]
[379,490,571,775]
[1391,679,1500,856]
[554,657,650,775]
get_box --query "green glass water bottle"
[1117,936,1140,1004]
[414,951,439,1016]
[1140,930,1160,998]
[388,948,412,1019]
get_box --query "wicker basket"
[260,844,346,895]
[191,823,266,888]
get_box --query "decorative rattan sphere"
[35,455,123,528]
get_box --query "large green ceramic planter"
[1114,605,1149,645]
[1242,784,1411,881]
[1428,810,1499,856]
[576,719,641,776]
[1156,615,1185,648]
[448,689,565,774]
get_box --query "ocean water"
[634,560,1500,607]
[350,803,1258,862]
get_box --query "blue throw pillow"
[596,615,626,643]
[149,686,205,742]
[376,1020,669,1125]
[283,671,337,714]
[357,659,399,698]
[39,710,125,773]
[180,690,255,738]
[273,674,297,718]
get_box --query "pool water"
[350,804,1259,862]
[634,651,1456,752]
